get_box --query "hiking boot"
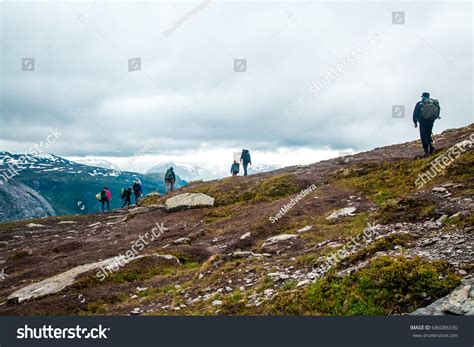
[429,144,435,154]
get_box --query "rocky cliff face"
[0,124,472,316]
[0,180,56,222]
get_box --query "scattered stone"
[262,234,298,248]
[263,289,274,296]
[136,286,148,293]
[26,223,45,228]
[212,300,222,306]
[432,186,448,193]
[174,237,191,245]
[130,307,141,315]
[327,207,357,220]
[240,232,251,240]
[297,280,310,288]
[58,221,77,224]
[165,193,215,212]
[7,253,176,303]
[297,225,313,233]
[436,215,449,224]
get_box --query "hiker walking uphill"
[98,187,111,212]
[165,167,176,194]
[132,180,142,206]
[240,149,252,176]
[413,92,441,157]
[230,160,240,177]
[121,187,132,208]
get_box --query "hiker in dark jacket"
[240,149,252,176]
[132,180,142,205]
[100,187,111,212]
[413,92,440,156]
[230,160,240,177]
[122,187,132,207]
[165,167,176,194]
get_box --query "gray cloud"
[1,1,472,157]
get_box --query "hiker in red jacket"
[100,187,112,212]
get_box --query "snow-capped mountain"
[67,157,123,171]
[0,152,186,222]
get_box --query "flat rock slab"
[7,253,179,303]
[327,207,357,220]
[165,193,215,212]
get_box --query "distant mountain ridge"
[147,161,281,181]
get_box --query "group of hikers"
[231,149,252,176]
[96,93,438,213]
[97,167,177,212]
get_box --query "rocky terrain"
[0,124,472,316]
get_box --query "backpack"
[165,169,175,181]
[242,150,251,163]
[100,190,107,200]
[419,98,440,121]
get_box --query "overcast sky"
[1,0,472,168]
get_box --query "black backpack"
[100,190,107,200]
[242,150,251,163]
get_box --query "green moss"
[204,206,234,223]
[282,280,298,290]
[306,256,460,315]
[344,233,417,265]
[445,151,474,181]
[374,190,392,204]
[377,197,437,224]
[192,173,299,207]
[443,212,474,229]
[253,174,300,202]
[263,257,461,315]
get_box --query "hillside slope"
[0,124,472,315]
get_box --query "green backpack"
[420,98,441,121]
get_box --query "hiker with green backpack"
[240,149,252,176]
[413,92,441,157]
[165,167,176,194]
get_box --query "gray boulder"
[165,193,215,212]
[411,275,474,315]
